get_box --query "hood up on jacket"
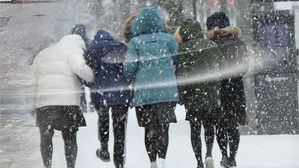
[57,34,85,50]
[130,6,164,38]
[88,30,127,64]
[205,26,242,40]
[93,29,115,44]
[123,12,138,43]
[179,19,204,43]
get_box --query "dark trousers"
[138,103,175,162]
[216,122,240,161]
[39,125,77,168]
[145,124,169,162]
[96,105,129,167]
[190,120,215,167]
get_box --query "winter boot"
[96,147,110,162]
[150,162,158,168]
[197,161,204,168]
[205,156,214,168]
[229,157,237,168]
[115,164,124,168]
[115,162,124,168]
[157,158,167,168]
[220,156,230,168]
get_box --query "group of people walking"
[32,5,248,168]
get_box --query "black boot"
[115,163,124,168]
[229,157,237,167]
[96,146,110,162]
[197,161,204,168]
[220,156,229,168]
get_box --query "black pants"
[190,120,215,167]
[37,106,84,168]
[96,105,129,167]
[39,125,77,168]
[216,122,240,161]
[137,103,175,162]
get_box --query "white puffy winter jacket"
[32,34,94,109]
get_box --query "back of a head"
[58,34,85,51]
[130,6,164,37]
[179,19,204,43]
[71,24,87,40]
[93,30,114,44]
[206,12,230,30]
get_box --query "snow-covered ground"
[1,106,299,168]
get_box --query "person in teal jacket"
[123,6,179,168]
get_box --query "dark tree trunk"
[193,0,197,20]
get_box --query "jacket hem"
[132,98,179,107]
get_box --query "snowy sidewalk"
[50,106,299,168]
[1,106,299,168]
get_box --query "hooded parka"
[84,30,130,107]
[175,19,223,121]
[206,24,248,126]
[123,6,179,107]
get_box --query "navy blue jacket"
[84,30,130,106]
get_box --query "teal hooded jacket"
[124,6,179,107]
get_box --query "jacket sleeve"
[84,47,98,72]
[68,49,94,83]
[123,40,138,81]
[212,44,226,80]
[238,42,249,75]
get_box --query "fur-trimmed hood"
[205,26,242,40]
[122,7,169,43]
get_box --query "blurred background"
[0,0,298,167]
[1,0,298,134]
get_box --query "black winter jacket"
[206,26,248,126]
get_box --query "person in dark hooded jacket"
[174,19,224,168]
[84,30,130,168]
[206,12,248,168]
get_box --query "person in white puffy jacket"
[31,34,94,168]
